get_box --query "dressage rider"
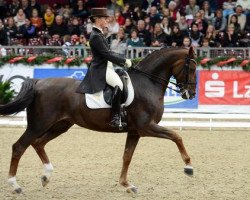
[76,8,132,128]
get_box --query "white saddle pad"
[85,73,134,109]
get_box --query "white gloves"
[125,59,132,68]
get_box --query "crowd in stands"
[0,0,250,56]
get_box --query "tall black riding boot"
[109,86,127,129]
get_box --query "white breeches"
[106,61,123,91]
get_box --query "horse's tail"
[0,79,36,115]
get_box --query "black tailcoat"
[76,27,126,94]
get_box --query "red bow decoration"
[9,56,24,63]
[46,57,63,64]
[200,58,211,65]
[83,56,92,63]
[65,57,75,64]
[27,56,37,63]
[217,57,236,67]
[240,60,250,67]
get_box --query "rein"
[130,57,197,93]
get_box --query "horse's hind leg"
[142,123,193,176]
[119,131,140,193]
[7,128,38,194]
[32,120,73,187]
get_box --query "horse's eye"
[189,68,196,73]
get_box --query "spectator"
[107,0,123,15]
[132,5,145,21]
[178,15,188,32]
[123,18,135,37]
[168,1,181,23]
[0,0,8,20]
[5,17,18,44]
[228,14,242,36]
[189,22,203,47]
[219,24,239,47]
[61,4,73,20]
[168,23,184,46]
[20,0,32,18]
[127,29,144,47]
[14,8,26,27]
[122,3,131,19]
[202,1,214,23]
[49,15,69,37]
[137,19,151,46]
[0,19,8,45]
[68,17,81,36]
[204,24,217,47]
[182,36,191,47]
[7,0,20,17]
[0,44,7,56]
[30,9,43,31]
[212,9,227,32]
[174,0,186,16]
[185,0,200,17]
[229,5,246,31]
[151,23,166,47]
[160,16,172,35]
[148,6,162,26]
[144,15,153,32]
[151,0,167,13]
[223,0,236,18]
[193,11,208,34]
[108,15,120,37]
[44,7,55,28]
[62,35,72,56]
[201,37,209,47]
[18,18,37,39]
[74,34,88,57]
[110,27,127,56]
[73,0,89,19]
[236,0,250,16]
[30,0,41,17]
[115,10,125,26]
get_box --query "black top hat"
[90,8,109,22]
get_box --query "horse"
[0,47,197,194]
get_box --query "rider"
[76,8,132,128]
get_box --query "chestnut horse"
[0,47,197,194]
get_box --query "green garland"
[0,55,249,71]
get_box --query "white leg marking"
[44,163,53,178]
[7,176,21,190]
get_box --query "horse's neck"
[136,52,174,94]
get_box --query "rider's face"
[96,17,109,30]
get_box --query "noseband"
[131,56,197,94]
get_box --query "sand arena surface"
[0,127,250,200]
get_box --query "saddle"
[85,69,134,109]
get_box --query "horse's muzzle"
[181,89,196,100]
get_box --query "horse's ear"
[188,46,195,59]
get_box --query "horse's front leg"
[119,131,140,193]
[143,122,193,175]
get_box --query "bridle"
[130,56,197,94]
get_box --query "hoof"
[126,185,137,194]
[184,165,193,176]
[41,175,50,187]
[13,187,22,194]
